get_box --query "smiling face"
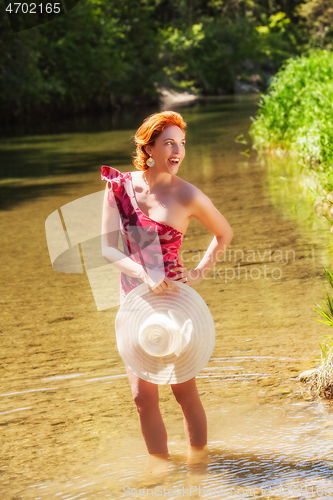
[145,125,186,174]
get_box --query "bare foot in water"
[145,452,170,479]
[187,445,209,476]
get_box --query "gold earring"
[146,155,155,167]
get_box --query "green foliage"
[250,50,333,193]
[312,268,333,330]
[0,0,161,120]
[307,268,333,399]
[317,336,333,362]
[254,11,300,64]
[159,17,269,94]
[37,0,161,109]
[0,0,314,122]
[296,0,333,49]
[0,12,46,117]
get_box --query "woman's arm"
[173,188,233,286]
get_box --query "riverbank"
[249,50,333,232]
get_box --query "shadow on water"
[0,94,258,210]
[0,142,131,180]
[0,94,259,139]
[0,104,160,139]
[0,180,84,211]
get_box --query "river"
[1,95,333,499]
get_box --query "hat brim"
[115,282,215,384]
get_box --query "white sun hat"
[115,281,215,384]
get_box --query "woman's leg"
[126,366,168,455]
[171,378,207,448]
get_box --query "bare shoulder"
[175,176,233,237]
[173,176,216,221]
[174,176,205,203]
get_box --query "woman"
[101,111,233,456]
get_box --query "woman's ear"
[143,144,152,156]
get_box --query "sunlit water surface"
[1,95,333,499]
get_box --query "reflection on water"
[259,152,333,256]
[1,94,333,499]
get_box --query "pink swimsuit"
[101,166,184,297]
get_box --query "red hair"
[132,111,187,171]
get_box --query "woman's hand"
[137,268,179,294]
[150,276,179,294]
[169,266,203,287]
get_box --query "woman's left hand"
[169,266,203,287]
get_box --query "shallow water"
[1,95,333,499]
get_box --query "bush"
[249,49,333,193]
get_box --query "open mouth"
[168,158,180,165]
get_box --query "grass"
[249,49,333,196]
[307,268,333,398]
